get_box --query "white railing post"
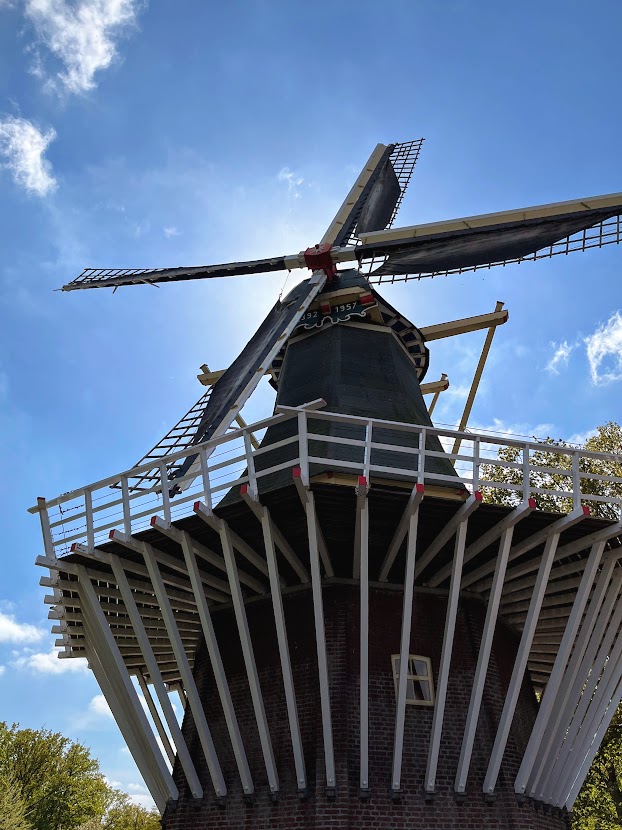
[36,497,55,558]
[243,431,258,499]
[199,449,213,512]
[298,411,309,486]
[121,476,131,537]
[472,436,481,491]
[417,428,426,484]
[84,488,94,551]
[572,451,581,510]
[522,444,531,501]
[158,462,171,524]
[363,420,372,481]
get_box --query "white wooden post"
[135,672,176,765]
[455,525,514,792]
[391,500,423,792]
[179,531,254,795]
[140,542,227,798]
[305,491,335,789]
[517,541,605,797]
[425,518,469,792]
[260,507,307,792]
[218,522,279,794]
[484,530,561,794]
[359,491,370,792]
[159,462,171,524]
[542,566,622,802]
[110,557,203,799]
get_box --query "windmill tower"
[33,140,622,830]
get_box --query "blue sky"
[1,0,622,806]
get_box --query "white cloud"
[0,610,46,643]
[12,646,88,674]
[0,116,57,196]
[585,311,622,385]
[0,665,5,676]
[128,793,155,808]
[567,428,598,447]
[278,166,304,197]
[72,693,115,729]
[24,0,142,95]
[89,693,113,718]
[470,417,556,443]
[545,339,575,375]
[163,226,180,238]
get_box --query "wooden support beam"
[391,496,423,792]
[451,302,505,456]
[416,492,482,579]
[419,308,509,342]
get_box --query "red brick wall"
[163,585,567,830]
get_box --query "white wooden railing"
[30,402,622,558]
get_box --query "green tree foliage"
[0,722,159,830]
[480,422,622,520]
[0,722,109,830]
[77,790,160,830]
[99,791,160,830]
[571,707,622,830]
[481,423,622,828]
[0,768,31,830]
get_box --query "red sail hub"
[304,243,337,280]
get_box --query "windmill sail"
[62,255,291,291]
[357,193,622,281]
[356,158,401,235]
[120,272,326,493]
[330,139,424,247]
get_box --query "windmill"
[34,139,622,828]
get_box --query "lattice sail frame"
[367,213,622,285]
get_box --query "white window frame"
[391,654,435,707]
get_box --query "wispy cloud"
[163,225,180,238]
[545,339,575,375]
[24,0,143,95]
[72,693,114,728]
[89,693,113,718]
[277,166,304,198]
[585,310,622,385]
[11,645,88,673]
[0,116,57,196]
[0,610,46,643]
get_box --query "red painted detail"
[360,293,375,305]
[474,491,484,501]
[528,498,537,509]
[358,475,367,488]
[109,530,115,539]
[320,301,331,315]
[240,484,249,495]
[582,505,591,515]
[416,483,425,493]
[292,467,302,478]
[150,516,158,526]
[193,501,202,512]
[304,243,337,280]
[70,543,77,552]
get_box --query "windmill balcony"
[31,401,622,559]
[32,401,622,819]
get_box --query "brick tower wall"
[163,585,567,830]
